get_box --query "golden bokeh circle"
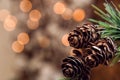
[29,9,41,22]
[62,8,73,20]
[12,41,24,53]
[61,34,69,46]
[53,1,66,14]
[73,8,85,22]
[20,0,32,12]
[4,15,17,31]
[17,32,30,45]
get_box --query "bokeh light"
[27,19,39,30]
[4,15,17,31]
[29,9,42,22]
[17,32,30,45]
[20,0,32,13]
[0,9,10,22]
[38,36,50,48]
[73,8,85,22]
[61,34,69,46]
[61,8,73,20]
[53,1,66,15]
[12,41,24,53]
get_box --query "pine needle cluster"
[89,1,120,65]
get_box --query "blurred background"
[0,0,120,80]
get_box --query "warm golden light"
[61,8,73,20]
[29,9,41,22]
[53,1,66,15]
[61,34,69,46]
[73,8,85,22]
[12,41,24,53]
[4,15,17,31]
[17,32,30,45]
[0,9,10,22]
[38,36,50,48]
[20,0,32,13]
[27,19,39,30]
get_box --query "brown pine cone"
[68,23,100,48]
[95,37,117,65]
[84,37,117,68]
[61,56,91,80]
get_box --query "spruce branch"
[89,1,120,65]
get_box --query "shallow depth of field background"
[0,0,120,80]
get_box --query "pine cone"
[95,37,117,65]
[68,23,100,48]
[84,37,117,68]
[61,56,91,80]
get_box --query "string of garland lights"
[61,1,120,80]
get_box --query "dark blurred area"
[0,0,120,80]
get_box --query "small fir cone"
[84,46,105,68]
[84,37,117,68]
[68,23,100,48]
[61,56,91,80]
[95,37,117,65]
